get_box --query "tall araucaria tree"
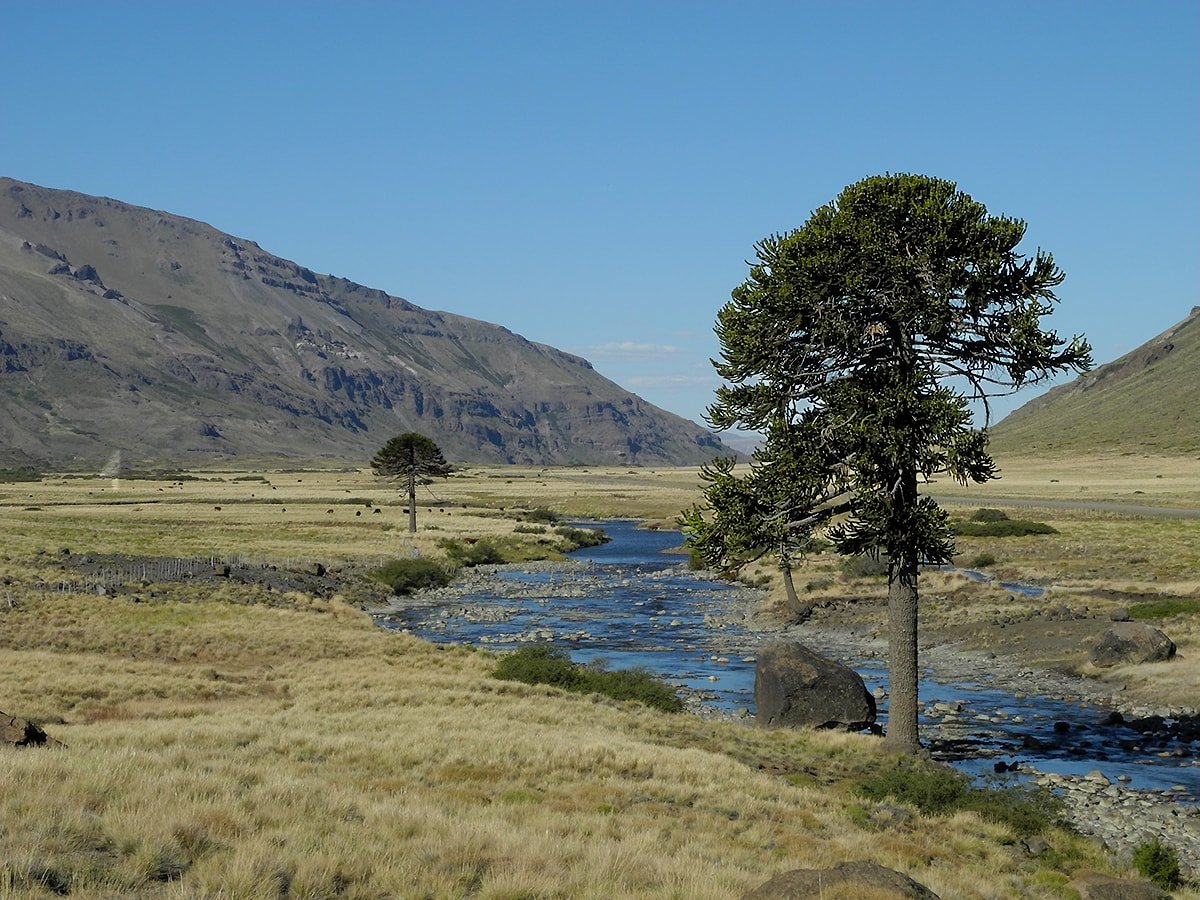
[704,174,1091,753]
[371,433,452,533]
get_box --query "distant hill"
[0,178,729,469]
[990,307,1200,455]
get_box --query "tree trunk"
[407,467,417,533]
[781,566,801,615]
[884,555,920,753]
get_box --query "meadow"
[1,454,1196,897]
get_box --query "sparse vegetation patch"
[492,646,683,712]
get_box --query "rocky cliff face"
[0,177,728,469]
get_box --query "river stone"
[1066,871,1170,900]
[742,860,939,899]
[1090,623,1176,668]
[754,641,876,730]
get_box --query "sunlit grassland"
[1,461,1196,896]
[0,588,1110,898]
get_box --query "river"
[376,519,1200,798]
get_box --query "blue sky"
[2,1,1196,434]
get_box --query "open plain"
[1,452,1198,897]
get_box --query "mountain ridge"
[0,177,728,469]
[990,307,1200,455]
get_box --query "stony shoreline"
[374,558,1200,874]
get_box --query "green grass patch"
[520,507,560,524]
[552,525,610,551]
[371,557,452,594]
[513,524,547,534]
[856,762,1064,837]
[1132,837,1182,889]
[492,646,683,712]
[1128,597,1200,620]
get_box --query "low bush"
[371,557,452,595]
[493,646,683,712]
[953,518,1057,537]
[522,507,560,524]
[971,508,1010,522]
[553,526,610,550]
[438,537,507,567]
[1129,598,1200,620]
[840,555,889,578]
[856,763,1064,837]
[513,524,546,534]
[968,552,997,568]
[1132,837,1182,889]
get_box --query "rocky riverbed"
[372,530,1200,875]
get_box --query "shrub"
[438,537,506,567]
[1132,838,1182,889]
[522,507,560,524]
[840,555,889,578]
[686,547,707,570]
[371,558,451,595]
[857,763,1063,837]
[493,646,682,712]
[952,518,1057,537]
[513,524,547,534]
[971,508,1010,522]
[968,552,997,568]
[553,526,610,550]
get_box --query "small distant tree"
[371,433,451,533]
[704,174,1091,753]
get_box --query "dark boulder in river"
[1090,622,1176,668]
[754,641,876,730]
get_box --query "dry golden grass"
[0,587,1111,899]
[0,464,1192,897]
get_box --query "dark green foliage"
[857,764,1064,837]
[699,173,1091,752]
[953,518,1057,537]
[521,507,560,524]
[839,554,889,579]
[0,468,41,482]
[1129,598,1200,620]
[971,508,1010,522]
[968,552,997,568]
[492,646,683,712]
[552,525,609,549]
[371,433,451,533]
[437,537,506,567]
[1132,837,1182,889]
[513,524,547,534]
[371,558,452,594]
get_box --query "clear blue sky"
[2,2,1196,432]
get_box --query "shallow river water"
[378,520,1200,798]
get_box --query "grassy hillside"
[990,308,1200,455]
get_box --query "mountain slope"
[0,178,728,469]
[990,307,1200,455]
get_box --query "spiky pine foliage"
[707,174,1091,751]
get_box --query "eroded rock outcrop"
[754,641,876,730]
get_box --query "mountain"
[0,178,729,469]
[990,307,1200,455]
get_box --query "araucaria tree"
[371,433,451,533]
[702,174,1091,753]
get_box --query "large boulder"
[755,641,876,730]
[1090,622,1176,668]
[1066,871,1170,900]
[743,860,939,899]
[2,711,63,748]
